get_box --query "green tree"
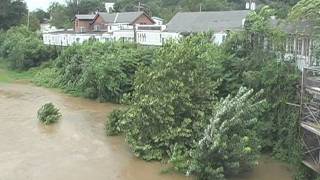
[38,103,62,125]
[48,2,72,29]
[48,0,106,29]
[0,0,27,30]
[34,41,154,102]
[108,34,226,161]
[21,12,41,31]
[189,87,266,180]
[222,5,300,162]
[65,0,105,16]
[289,0,320,23]
[33,9,50,23]
[0,26,57,70]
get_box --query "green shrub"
[0,26,58,70]
[105,35,270,179]
[115,34,224,161]
[222,31,300,162]
[37,103,61,125]
[35,41,154,102]
[189,87,267,180]
[33,67,60,88]
[106,109,124,136]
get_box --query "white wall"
[152,17,164,26]
[213,32,227,45]
[113,30,134,42]
[43,33,106,46]
[137,31,161,46]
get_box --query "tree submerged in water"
[188,87,267,180]
[37,103,61,125]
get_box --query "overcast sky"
[25,0,65,11]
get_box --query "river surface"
[0,83,293,180]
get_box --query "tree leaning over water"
[106,34,268,179]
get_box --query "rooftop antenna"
[138,2,141,12]
[27,10,30,29]
[76,0,79,14]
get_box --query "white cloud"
[25,0,65,11]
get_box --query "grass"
[0,60,35,83]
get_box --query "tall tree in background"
[113,0,299,21]
[21,12,40,31]
[0,0,27,30]
[289,0,320,24]
[48,2,72,29]
[33,9,50,23]
[65,0,105,16]
[48,0,105,29]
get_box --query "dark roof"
[75,14,96,20]
[166,10,250,33]
[97,12,148,24]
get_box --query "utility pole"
[138,2,141,12]
[133,24,137,43]
[27,10,30,30]
[76,0,79,14]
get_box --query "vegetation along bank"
[1,1,320,179]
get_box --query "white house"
[165,10,250,45]
[152,17,164,25]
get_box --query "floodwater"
[0,83,293,180]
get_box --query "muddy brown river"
[0,83,293,180]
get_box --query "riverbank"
[0,61,35,83]
[0,83,190,180]
[0,82,293,180]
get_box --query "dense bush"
[189,87,266,180]
[220,8,300,163]
[37,103,61,125]
[105,34,268,179]
[222,31,300,162]
[105,24,301,179]
[34,41,154,102]
[106,109,124,136]
[114,34,225,160]
[0,26,57,70]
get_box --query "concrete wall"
[43,33,109,46]
[213,32,227,45]
[43,30,181,47]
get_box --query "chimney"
[245,0,256,10]
[105,2,115,13]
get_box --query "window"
[94,25,101,31]
[80,27,86,33]
[137,33,146,42]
